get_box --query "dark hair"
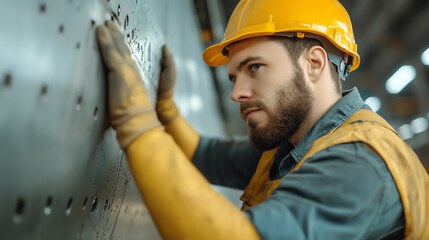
[269,36,342,93]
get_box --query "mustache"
[240,100,267,115]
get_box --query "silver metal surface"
[0,0,225,239]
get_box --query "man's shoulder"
[305,142,387,174]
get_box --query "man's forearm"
[125,127,260,240]
[163,114,200,160]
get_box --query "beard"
[241,65,314,151]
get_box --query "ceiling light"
[364,97,381,112]
[397,124,413,140]
[421,48,429,65]
[410,117,428,134]
[385,65,416,94]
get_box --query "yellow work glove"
[155,46,199,159]
[96,21,161,149]
[156,45,179,125]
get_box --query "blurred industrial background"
[193,0,429,171]
[0,0,428,239]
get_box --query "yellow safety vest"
[240,109,429,240]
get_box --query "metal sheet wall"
[0,0,224,239]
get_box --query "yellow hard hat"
[203,0,360,77]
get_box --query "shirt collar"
[273,87,366,170]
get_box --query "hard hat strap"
[326,52,350,81]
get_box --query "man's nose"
[230,77,252,102]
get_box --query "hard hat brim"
[203,30,360,72]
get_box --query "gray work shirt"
[192,88,405,240]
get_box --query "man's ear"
[303,46,328,83]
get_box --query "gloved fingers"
[106,21,132,58]
[162,45,175,71]
[159,45,177,95]
[97,24,124,70]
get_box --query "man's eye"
[249,64,261,72]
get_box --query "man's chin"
[246,119,267,130]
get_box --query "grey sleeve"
[192,136,263,190]
[245,143,404,240]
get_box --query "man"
[96,0,429,239]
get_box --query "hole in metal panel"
[59,25,64,33]
[44,196,52,215]
[82,197,88,210]
[41,85,48,95]
[94,107,98,120]
[46,196,52,206]
[104,199,108,211]
[91,19,95,27]
[4,74,11,86]
[13,198,25,224]
[76,96,82,110]
[76,42,80,49]
[66,197,73,215]
[39,4,46,13]
[111,12,119,24]
[117,4,120,17]
[15,198,25,215]
[91,197,97,213]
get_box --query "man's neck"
[289,89,342,146]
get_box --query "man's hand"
[153,45,200,159]
[96,21,161,148]
[156,45,179,125]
